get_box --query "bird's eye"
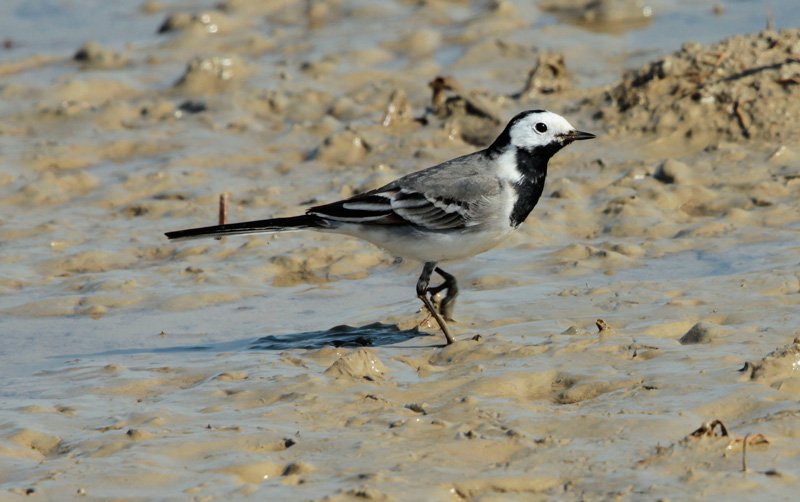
[534,122,548,133]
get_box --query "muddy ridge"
[587,28,800,145]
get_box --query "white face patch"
[508,111,575,150]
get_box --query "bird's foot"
[430,291,456,323]
[429,267,459,323]
[417,294,455,345]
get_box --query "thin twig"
[742,433,750,472]
[219,192,229,225]
[765,0,774,31]
[733,101,751,139]
[215,192,230,241]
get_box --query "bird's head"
[490,110,595,154]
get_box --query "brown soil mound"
[589,29,800,145]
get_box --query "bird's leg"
[417,262,455,345]
[428,267,459,322]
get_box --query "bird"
[166,110,595,344]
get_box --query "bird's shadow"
[250,322,435,350]
[50,323,436,361]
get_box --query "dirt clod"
[588,29,800,146]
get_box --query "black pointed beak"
[562,130,596,142]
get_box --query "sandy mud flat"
[1,0,800,500]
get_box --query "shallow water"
[2,0,800,500]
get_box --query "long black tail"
[165,214,325,241]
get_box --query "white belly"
[328,224,516,263]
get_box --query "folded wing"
[309,188,474,230]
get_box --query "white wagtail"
[166,110,595,344]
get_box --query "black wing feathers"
[309,188,472,230]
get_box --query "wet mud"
[1,0,800,500]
